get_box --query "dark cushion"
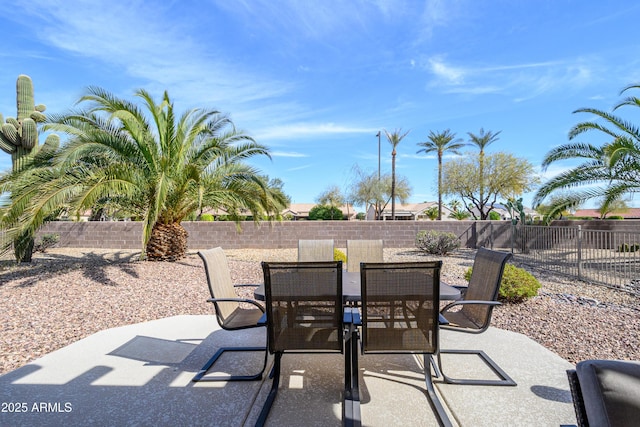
[576,359,640,427]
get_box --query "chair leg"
[344,325,361,427]
[192,346,268,382]
[424,355,453,427]
[436,349,516,386]
[255,352,282,427]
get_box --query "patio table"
[253,271,461,302]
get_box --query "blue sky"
[2,0,640,212]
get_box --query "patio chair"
[256,261,346,426]
[355,261,452,427]
[346,239,383,272]
[436,247,516,386]
[192,247,267,382]
[567,359,640,427]
[298,239,334,262]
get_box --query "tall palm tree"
[533,84,640,219]
[384,128,410,220]
[2,87,286,261]
[416,129,465,220]
[467,128,501,219]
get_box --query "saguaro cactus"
[0,74,59,172]
[1,75,59,262]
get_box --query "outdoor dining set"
[191,240,516,426]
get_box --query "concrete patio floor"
[0,315,578,426]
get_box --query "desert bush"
[333,248,347,264]
[488,210,502,220]
[34,233,60,253]
[415,230,460,255]
[618,243,640,252]
[199,213,214,221]
[464,263,541,303]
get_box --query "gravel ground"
[1,247,638,376]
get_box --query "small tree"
[442,151,539,220]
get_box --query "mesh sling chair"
[436,247,516,386]
[192,247,268,382]
[346,239,383,272]
[298,239,334,262]
[567,360,640,427]
[256,261,346,427]
[355,261,452,427]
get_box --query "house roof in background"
[573,208,640,219]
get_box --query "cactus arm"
[16,75,35,121]
[0,133,16,154]
[21,118,37,149]
[30,111,46,122]
[42,134,60,153]
[2,123,19,145]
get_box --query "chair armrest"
[206,297,265,312]
[440,300,501,314]
[233,283,260,288]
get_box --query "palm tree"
[384,128,410,220]
[2,87,286,261]
[467,128,501,219]
[533,84,640,219]
[416,129,465,220]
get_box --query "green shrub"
[464,263,541,303]
[34,233,59,253]
[334,248,347,264]
[309,205,344,220]
[606,215,624,220]
[415,230,460,255]
[488,210,502,220]
[199,213,214,221]
[618,243,640,252]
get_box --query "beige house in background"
[366,202,455,221]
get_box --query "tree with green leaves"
[442,151,538,219]
[533,84,640,219]
[1,87,286,261]
[316,184,346,219]
[384,128,410,220]
[348,166,411,219]
[468,128,501,216]
[416,129,465,220]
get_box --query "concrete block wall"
[38,220,513,250]
[37,219,638,251]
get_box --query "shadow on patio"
[0,315,577,426]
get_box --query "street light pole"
[376,131,381,220]
[376,131,381,180]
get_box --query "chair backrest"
[298,239,334,262]
[360,261,442,354]
[346,239,383,272]
[198,247,236,321]
[262,261,343,354]
[462,247,512,329]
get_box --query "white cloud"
[428,57,465,85]
[256,123,377,141]
[271,151,309,158]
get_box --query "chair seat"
[273,327,342,351]
[440,310,484,330]
[223,307,266,329]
